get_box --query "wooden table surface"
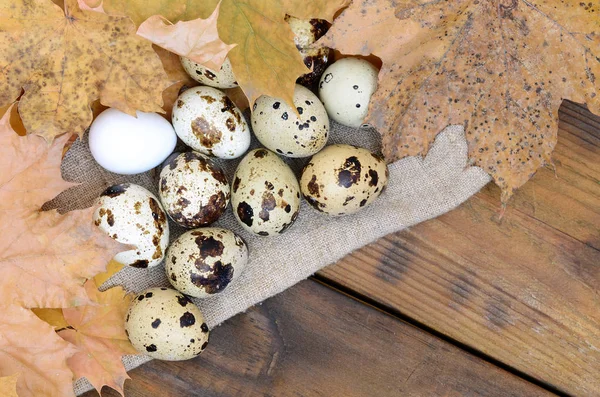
[86,101,600,397]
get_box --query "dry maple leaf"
[84,0,349,109]
[137,2,236,71]
[0,106,122,309]
[59,280,136,396]
[0,0,171,140]
[0,373,19,397]
[320,0,600,202]
[0,305,79,397]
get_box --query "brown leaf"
[82,0,348,110]
[154,45,197,120]
[59,280,136,395]
[0,373,19,397]
[0,0,171,140]
[137,2,235,71]
[32,308,70,330]
[320,0,600,203]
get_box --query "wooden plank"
[84,280,552,397]
[319,104,600,396]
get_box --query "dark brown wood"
[84,280,551,397]
[319,102,600,396]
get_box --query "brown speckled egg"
[93,183,169,268]
[252,84,328,158]
[166,228,248,298]
[286,16,331,86]
[125,288,209,361]
[172,86,250,159]
[300,144,389,216]
[232,149,300,236]
[180,56,238,89]
[159,152,230,228]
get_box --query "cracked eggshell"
[318,58,379,128]
[125,287,209,361]
[180,56,238,88]
[300,144,389,216]
[93,183,169,268]
[232,149,301,236]
[286,16,331,87]
[172,86,250,159]
[159,152,230,228]
[252,84,329,158]
[166,228,248,298]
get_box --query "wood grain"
[319,102,600,396]
[84,280,551,397]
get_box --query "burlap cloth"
[46,117,491,395]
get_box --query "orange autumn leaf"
[137,2,236,71]
[320,0,600,203]
[0,0,171,140]
[0,373,19,397]
[59,280,136,396]
[154,45,198,120]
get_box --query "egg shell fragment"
[166,228,248,298]
[89,109,177,175]
[300,144,389,216]
[319,58,379,128]
[172,86,250,159]
[232,149,301,236]
[125,287,209,361]
[93,183,169,268]
[180,57,238,89]
[286,16,331,86]
[252,85,329,158]
[159,152,230,229]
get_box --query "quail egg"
[180,56,238,88]
[93,183,169,268]
[172,86,250,159]
[300,144,388,215]
[166,228,248,298]
[319,58,379,127]
[286,16,331,86]
[252,84,328,158]
[125,287,210,361]
[232,149,300,236]
[159,152,230,228]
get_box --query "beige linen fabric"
[51,119,491,395]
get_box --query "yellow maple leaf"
[59,280,137,396]
[0,0,171,140]
[0,373,19,397]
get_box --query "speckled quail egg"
[180,56,238,88]
[232,148,301,236]
[94,183,169,268]
[252,85,328,158]
[319,58,379,128]
[286,16,331,86]
[166,228,248,298]
[300,144,389,216]
[159,152,230,228]
[172,86,250,159]
[125,287,209,361]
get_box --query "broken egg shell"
[180,56,238,89]
[231,148,301,236]
[172,86,250,159]
[159,151,230,229]
[93,183,169,268]
[125,287,209,361]
[252,84,329,158]
[319,58,379,128]
[300,144,389,216]
[166,228,248,299]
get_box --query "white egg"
[172,86,251,159]
[180,57,238,89]
[318,58,379,128]
[252,85,329,158]
[89,109,177,175]
[93,183,169,268]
